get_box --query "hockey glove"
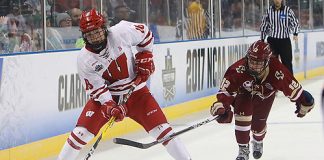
[135,51,155,83]
[101,100,127,122]
[210,102,233,123]
[295,90,314,118]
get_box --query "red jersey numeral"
[84,78,93,90]
[134,24,145,33]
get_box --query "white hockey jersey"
[77,20,154,105]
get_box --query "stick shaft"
[114,116,218,149]
[84,77,141,159]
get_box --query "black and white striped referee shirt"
[260,5,299,40]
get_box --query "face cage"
[247,57,269,76]
[82,27,108,52]
[83,27,107,44]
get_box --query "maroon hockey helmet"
[79,9,108,52]
[246,40,272,76]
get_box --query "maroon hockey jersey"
[216,57,303,108]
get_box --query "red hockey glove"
[101,100,127,122]
[135,51,155,83]
[210,102,233,123]
[294,90,314,118]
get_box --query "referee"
[260,0,299,73]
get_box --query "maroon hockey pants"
[233,93,276,144]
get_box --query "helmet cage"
[246,40,272,76]
[79,9,108,52]
[82,27,108,51]
[247,56,269,74]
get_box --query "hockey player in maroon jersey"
[210,40,314,160]
[57,9,191,160]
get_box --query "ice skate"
[236,144,250,160]
[252,140,263,159]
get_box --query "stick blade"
[113,138,145,148]
[113,138,154,149]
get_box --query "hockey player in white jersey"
[57,9,191,160]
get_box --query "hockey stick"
[84,77,141,160]
[113,116,219,149]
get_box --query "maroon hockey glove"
[295,90,314,118]
[101,100,127,122]
[216,110,233,123]
[210,102,233,123]
[135,51,155,83]
[210,102,226,115]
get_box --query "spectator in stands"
[7,3,27,36]
[7,18,35,53]
[31,29,42,51]
[5,2,35,53]
[186,0,207,39]
[7,18,20,53]
[0,16,9,53]
[56,12,83,49]
[68,8,82,26]
[23,1,42,29]
[232,1,242,29]
[66,8,85,48]
[46,15,65,50]
[19,32,32,52]
[109,5,134,26]
[22,1,42,52]
[54,12,74,48]
[56,12,72,27]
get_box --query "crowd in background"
[0,1,42,53]
[0,0,322,54]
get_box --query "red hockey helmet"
[246,40,272,76]
[80,9,106,32]
[80,9,108,52]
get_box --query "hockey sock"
[148,123,191,160]
[165,137,191,160]
[57,127,94,160]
